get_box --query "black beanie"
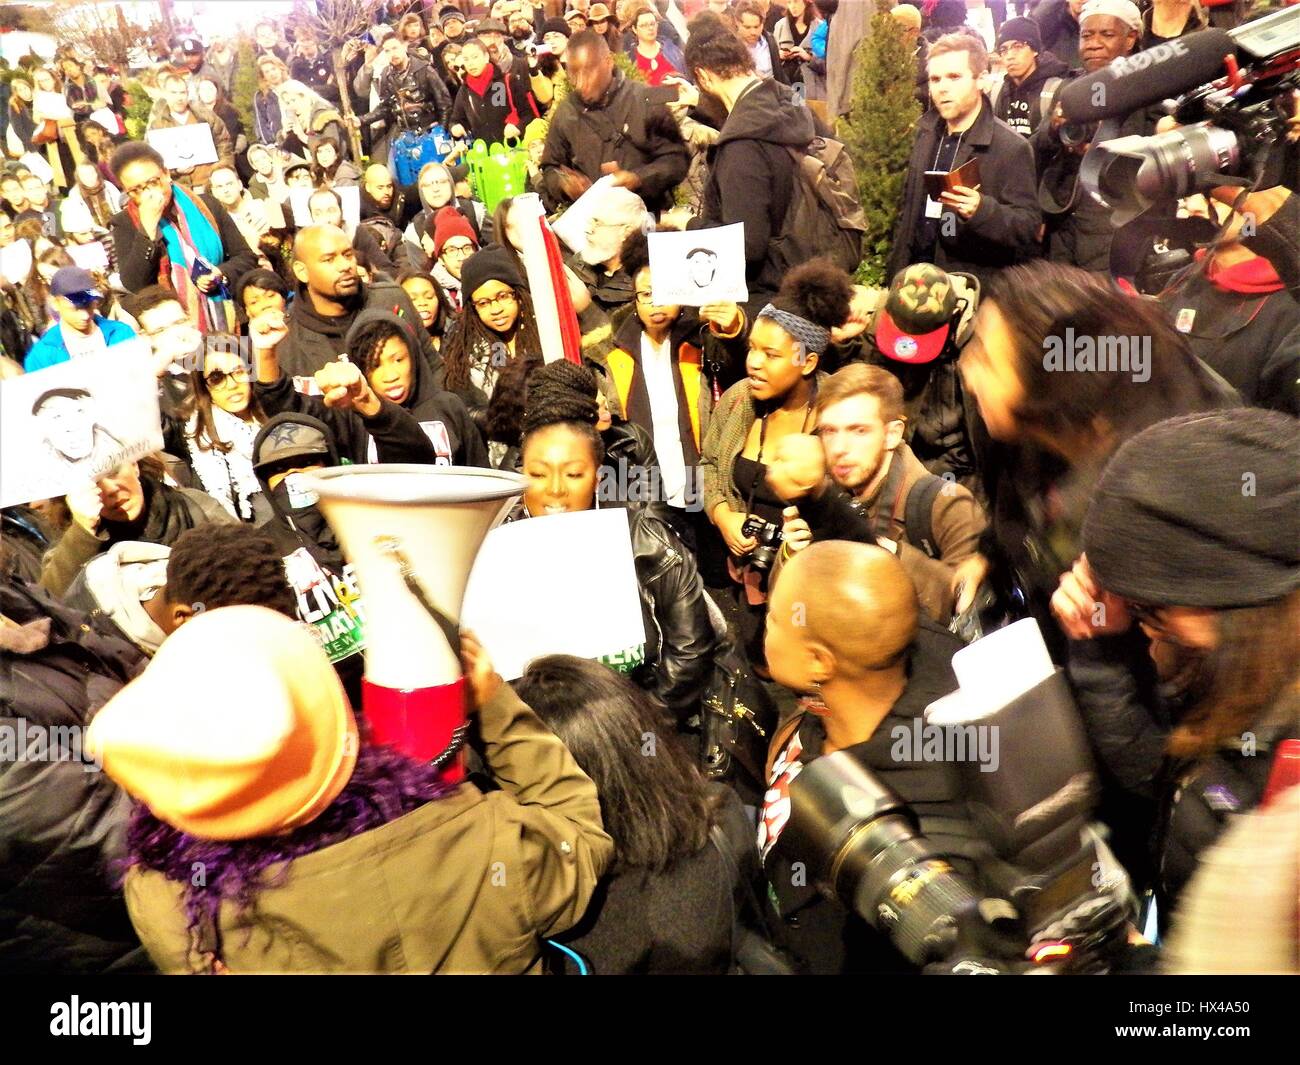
[1082,409,1300,609]
[996,17,1043,53]
[541,17,572,38]
[460,245,525,303]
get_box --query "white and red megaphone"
[301,464,526,783]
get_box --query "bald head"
[769,541,919,680]
[292,224,360,301]
[364,164,395,209]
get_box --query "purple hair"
[121,744,455,965]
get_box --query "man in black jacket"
[540,30,689,215]
[291,36,341,105]
[760,541,986,973]
[359,34,452,136]
[888,33,1041,286]
[1033,0,1147,272]
[278,224,439,379]
[684,25,817,304]
[108,142,259,321]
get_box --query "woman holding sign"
[699,259,852,667]
[515,359,720,725]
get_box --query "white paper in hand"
[461,508,647,680]
[0,339,163,509]
[146,123,218,170]
[648,223,748,307]
[551,174,617,256]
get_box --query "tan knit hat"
[86,606,359,841]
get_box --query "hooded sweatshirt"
[991,52,1071,138]
[278,279,442,380]
[62,541,171,657]
[1160,252,1300,416]
[697,77,816,301]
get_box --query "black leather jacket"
[627,504,718,723]
[362,55,451,133]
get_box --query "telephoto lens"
[782,751,1026,968]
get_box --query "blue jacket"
[24,316,138,373]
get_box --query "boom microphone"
[1058,28,1235,123]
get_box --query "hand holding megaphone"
[459,629,502,711]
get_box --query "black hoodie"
[991,52,1071,138]
[697,78,817,302]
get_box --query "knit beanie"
[432,206,479,258]
[460,245,525,301]
[1082,409,1300,609]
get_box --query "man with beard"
[1033,0,1147,271]
[566,183,648,314]
[476,16,531,80]
[355,164,419,278]
[541,31,688,215]
[276,224,438,379]
[766,363,986,623]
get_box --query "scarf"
[128,183,233,334]
[104,477,200,547]
[185,406,265,521]
[465,66,495,99]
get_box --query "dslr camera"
[741,515,782,572]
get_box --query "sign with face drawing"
[146,123,218,170]
[648,223,748,307]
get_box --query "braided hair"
[346,316,411,381]
[521,359,605,466]
[439,284,543,394]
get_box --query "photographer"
[1033,0,1151,271]
[765,365,987,624]
[699,259,849,667]
[759,540,984,973]
[357,35,452,140]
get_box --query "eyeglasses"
[442,242,475,259]
[204,365,249,389]
[123,174,168,200]
[473,290,517,313]
[634,290,658,305]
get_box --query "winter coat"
[39,478,236,599]
[362,56,451,134]
[1033,74,1157,272]
[122,682,614,974]
[144,99,235,192]
[1158,254,1300,416]
[781,442,987,623]
[554,784,754,974]
[989,52,1071,138]
[23,315,138,373]
[449,63,540,147]
[0,578,149,974]
[277,279,441,380]
[759,619,987,973]
[253,88,283,144]
[888,100,1041,286]
[291,54,341,104]
[540,70,689,215]
[109,192,258,298]
[62,541,170,657]
[1030,0,1082,68]
[696,78,816,303]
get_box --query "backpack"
[989,74,1063,134]
[769,136,868,276]
[902,472,947,560]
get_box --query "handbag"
[32,119,59,146]
[700,642,776,795]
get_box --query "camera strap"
[743,380,818,519]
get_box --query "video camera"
[1062,7,1300,225]
[782,621,1136,973]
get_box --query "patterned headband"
[757,304,831,356]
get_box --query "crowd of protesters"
[0,0,1297,978]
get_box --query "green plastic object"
[466,139,529,213]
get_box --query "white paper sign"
[20,151,53,184]
[648,223,748,306]
[0,340,164,508]
[33,90,72,121]
[146,123,218,170]
[461,508,647,680]
[88,107,120,134]
[0,240,32,285]
[551,174,616,256]
[67,241,111,272]
[289,184,361,233]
